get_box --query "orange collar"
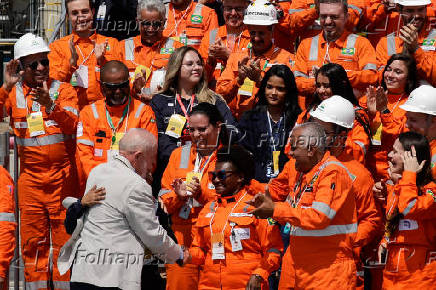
[133,34,168,49]
[71,31,98,44]
[320,30,352,48]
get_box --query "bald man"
[60,128,184,290]
[76,60,158,189]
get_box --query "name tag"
[399,219,418,231]
[234,228,250,240]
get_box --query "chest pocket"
[336,53,359,71]
[298,189,316,207]
[92,128,111,161]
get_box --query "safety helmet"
[14,33,50,60]
[310,95,355,129]
[399,85,436,116]
[395,0,431,6]
[243,0,278,26]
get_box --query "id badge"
[371,123,382,146]
[110,132,125,151]
[211,233,225,260]
[230,233,243,252]
[179,200,192,219]
[273,150,280,175]
[165,114,186,138]
[75,65,89,88]
[132,65,151,83]
[149,69,166,93]
[237,78,254,96]
[27,112,45,137]
[186,172,202,185]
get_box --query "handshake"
[176,247,192,266]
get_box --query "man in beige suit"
[58,128,183,289]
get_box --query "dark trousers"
[70,282,121,290]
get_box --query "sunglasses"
[140,20,164,30]
[101,80,130,89]
[208,170,235,181]
[22,59,49,70]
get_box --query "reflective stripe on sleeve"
[125,38,135,61]
[387,33,396,56]
[346,34,358,49]
[309,35,319,61]
[293,71,309,78]
[363,63,377,71]
[267,248,281,255]
[209,28,218,46]
[321,161,356,182]
[354,140,367,156]
[158,189,171,197]
[16,134,74,147]
[91,103,99,119]
[292,223,357,237]
[77,139,94,146]
[135,102,145,118]
[63,106,79,116]
[179,143,192,169]
[348,4,362,16]
[0,212,15,222]
[402,199,417,217]
[288,8,304,14]
[311,201,336,220]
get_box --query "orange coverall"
[376,24,436,84]
[190,187,283,290]
[359,93,407,180]
[49,32,120,109]
[0,79,79,290]
[0,166,15,286]
[268,152,357,289]
[159,143,218,290]
[383,171,436,289]
[163,1,219,50]
[293,30,378,101]
[216,45,294,119]
[118,35,183,90]
[198,26,251,89]
[76,97,157,180]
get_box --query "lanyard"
[169,2,192,37]
[175,93,195,120]
[323,42,331,64]
[209,191,248,238]
[226,31,243,51]
[194,152,215,174]
[391,94,405,112]
[105,97,131,144]
[266,111,284,152]
[75,41,95,66]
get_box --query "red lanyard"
[176,93,195,121]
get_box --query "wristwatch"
[381,108,390,114]
[46,102,56,114]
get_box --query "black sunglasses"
[140,20,163,30]
[23,59,50,70]
[208,170,235,181]
[101,80,130,89]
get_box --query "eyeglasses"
[208,170,235,181]
[140,20,164,30]
[182,62,203,69]
[22,59,49,70]
[101,80,130,89]
[223,6,245,13]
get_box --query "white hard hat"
[243,0,278,26]
[399,85,436,116]
[395,0,431,6]
[310,95,355,129]
[14,33,50,60]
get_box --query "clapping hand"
[246,188,275,219]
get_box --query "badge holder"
[165,114,186,138]
[27,112,45,137]
[211,232,225,260]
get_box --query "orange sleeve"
[380,111,406,153]
[215,53,240,103]
[267,160,292,202]
[360,1,387,31]
[376,37,389,70]
[51,83,79,135]
[294,40,315,96]
[273,167,352,229]
[189,209,209,265]
[48,38,76,82]
[159,151,187,215]
[76,108,102,178]
[0,87,9,106]
[140,104,158,137]
[204,8,219,35]
[347,37,378,90]
[347,116,371,164]
[0,166,15,278]
[397,171,436,220]
[252,220,283,281]
[289,0,307,9]
[354,173,383,248]
[277,8,318,37]
[413,47,436,86]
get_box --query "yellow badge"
[131,65,151,83]
[273,150,280,175]
[186,172,202,184]
[371,123,382,146]
[165,114,187,138]
[238,78,254,96]
[27,112,45,137]
[110,132,125,151]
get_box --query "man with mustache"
[0,33,79,290]
[49,0,120,110]
[216,0,295,119]
[376,0,436,86]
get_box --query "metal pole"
[13,136,20,290]
[48,0,66,43]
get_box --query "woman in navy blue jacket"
[238,65,300,183]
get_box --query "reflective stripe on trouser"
[26,280,70,290]
[19,172,72,287]
[166,264,199,290]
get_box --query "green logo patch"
[191,15,203,23]
[341,48,355,55]
[160,47,174,54]
[267,217,277,225]
[422,39,435,46]
[426,189,436,202]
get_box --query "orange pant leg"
[278,247,295,290]
[165,264,199,290]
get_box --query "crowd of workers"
[0,0,436,288]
